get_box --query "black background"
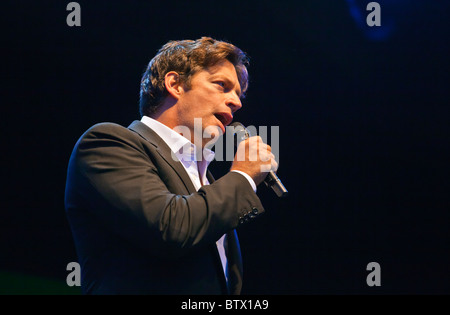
[2,0,449,294]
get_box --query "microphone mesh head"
[229,122,251,147]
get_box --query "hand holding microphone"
[229,122,288,198]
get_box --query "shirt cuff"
[231,170,257,193]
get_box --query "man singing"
[64,37,277,294]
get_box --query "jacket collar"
[127,120,198,193]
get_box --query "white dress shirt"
[140,116,256,284]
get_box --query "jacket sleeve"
[65,123,265,258]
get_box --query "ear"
[164,71,184,100]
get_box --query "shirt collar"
[140,115,215,164]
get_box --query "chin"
[203,125,223,145]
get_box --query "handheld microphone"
[229,122,288,198]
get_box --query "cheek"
[182,87,222,117]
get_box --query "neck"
[150,101,201,147]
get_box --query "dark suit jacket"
[64,120,265,294]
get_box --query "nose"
[226,93,242,114]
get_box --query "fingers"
[259,153,278,173]
[235,136,269,162]
[271,156,278,172]
[231,135,279,185]
[238,136,278,170]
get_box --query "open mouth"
[214,112,233,131]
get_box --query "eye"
[215,81,226,88]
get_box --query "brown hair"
[139,37,249,117]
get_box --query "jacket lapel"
[129,120,243,294]
[127,120,196,194]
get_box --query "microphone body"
[263,170,289,198]
[230,122,288,198]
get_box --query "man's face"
[175,59,243,147]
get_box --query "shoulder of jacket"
[81,122,138,139]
